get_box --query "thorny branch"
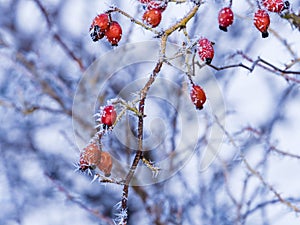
[119,3,201,224]
[10,1,299,224]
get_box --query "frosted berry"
[101,105,117,129]
[190,85,206,110]
[218,7,234,32]
[198,38,214,64]
[143,9,162,28]
[79,142,102,171]
[254,9,270,38]
[147,1,168,12]
[97,152,113,177]
[90,14,110,42]
[262,0,289,13]
[90,14,110,32]
[105,21,122,46]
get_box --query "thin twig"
[119,4,201,224]
[33,0,85,71]
[45,173,114,225]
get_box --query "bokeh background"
[1,0,300,224]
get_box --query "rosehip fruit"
[190,84,206,110]
[218,7,234,32]
[139,0,151,3]
[97,152,113,177]
[79,157,90,171]
[262,0,289,13]
[254,9,270,38]
[105,21,122,46]
[143,9,162,28]
[101,105,117,129]
[90,14,110,42]
[198,38,214,64]
[79,142,101,171]
[147,1,168,12]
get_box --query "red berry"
[198,38,214,64]
[254,9,270,38]
[143,9,162,28]
[190,85,206,110]
[90,14,110,42]
[218,7,234,32]
[262,0,289,13]
[90,14,110,32]
[105,21,122,46]
[101,105,117,128]
[147,1,168,12]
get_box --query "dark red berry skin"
[262,0,289,13]
[79,156,89,171]
[190,85,206,110]
[218,7,234,32]
[101,105,117,128]
[198,38,214,64]
[254,9,270,38]
[90,14,110,42]
[143,9,162,28]
[105,21,122,46]
[90,14,110,32]
[147,1,168,12]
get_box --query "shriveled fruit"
[97,152,113,177]
[79,142,102,171]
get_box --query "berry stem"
[33,0,85,71]
[256,0,261,9]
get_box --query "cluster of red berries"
[90,13,122,46]
[190,84,206,110]
[139,0,168,28]
[192,0,290,110]
[217,0,289,38]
